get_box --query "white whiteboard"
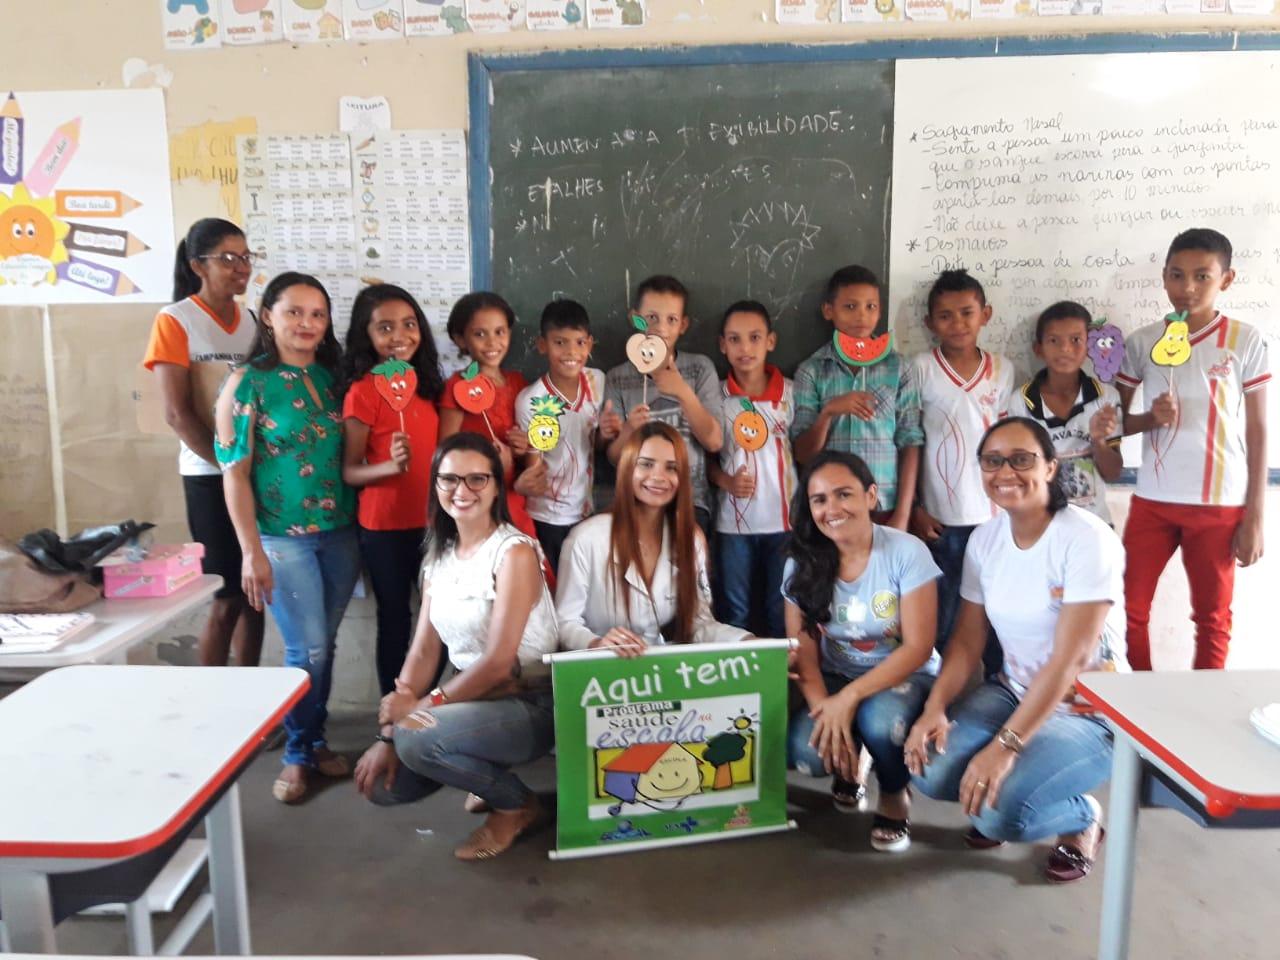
[888,51,1280,465]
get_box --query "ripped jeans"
[261,525,360,767]
[789,671,934,794]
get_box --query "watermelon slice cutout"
[834,330,893,367]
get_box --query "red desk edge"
[1077,674,1280,815]
[0,675,310,859]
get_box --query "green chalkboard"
[486,59,895,378]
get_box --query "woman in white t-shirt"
[785,451,941,853]
[905,416,1127,884]
[556,422,748,653]
[353,433,558,861]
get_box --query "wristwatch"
[997,727,1025,754]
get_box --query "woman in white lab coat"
[556,422,748,654]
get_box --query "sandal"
[1044,826,1106,884]
[314,749,352,779]
[869,813,911,853]
[454,797,544,861]
[964,827,1006,850]
[831,777,867,814]
[271,776,308,804]
[464,793,492,814]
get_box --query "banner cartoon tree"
[703,731,747,790]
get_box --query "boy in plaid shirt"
[792,265,923,529]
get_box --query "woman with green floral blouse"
[215,271,359,804]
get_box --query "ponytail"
[172,218,244,303]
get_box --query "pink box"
[100,543,206,599]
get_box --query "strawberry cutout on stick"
[452,360,499,442]
[372,359,417,430]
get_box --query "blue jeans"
[374,689,555,811]
[929,524,1003,677]
[715,531,788,638]
[789,672,933,794]
[261,525,360,768]
[911,680,1114,842]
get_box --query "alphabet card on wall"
[0,90,175,305]
[842,0,904,20]
[282,0,345,42]
[342,0,404,39]
[776,0,841,22]
[585,0,644,28]
[466,0,525,31]
[526,0,585,29]
[161,0,223,49]
[405,0,468,34]
[220,0,284,45]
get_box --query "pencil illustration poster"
[0,90,175,305]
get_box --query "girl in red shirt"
[341,284,445,695]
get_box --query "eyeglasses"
[199,252,262,267]
[978,452,1041,473]
[436,472,492,492]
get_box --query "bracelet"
[375,733,394,744]
[428,687,449,707]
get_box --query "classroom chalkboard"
[483,59,895,375]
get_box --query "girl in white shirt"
[353,433,558,861]
[905,417,1126,884]
[556,422,748,654]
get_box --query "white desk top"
[0,665,308,860]
[1078,670,1280,811]
[0,575,221,671]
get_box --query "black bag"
[19,521,156,576]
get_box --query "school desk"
[0,664,308,954]
[1076,670,1280,960]
[0,574,222,678]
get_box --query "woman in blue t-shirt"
[784,451,941,853]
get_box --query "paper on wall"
[339,96,392,134]
[526,0,585,28]
[281,0,345,41]
[1100,0,1148,12]
[169,116,258,223]
[343,0,405,39]
[1200,0,1227,9]
[405,0,469,34]
[903,0,964,18]
[161,0,223,50]
[972,0,1016,15]
[586,0,644,27]
[1038,0,1099,12]
[220,0,284,44]
[775,0,841,21]
[843,0,905,19]
[1227,0,1274,10]
[467,0,525,31]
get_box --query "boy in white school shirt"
[515,299,620,574]
[1115,227,1270,672]
[908,269,1015,675]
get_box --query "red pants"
[1122,495,1243,670]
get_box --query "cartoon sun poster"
[0,90,175,305]
[547,640,795,859]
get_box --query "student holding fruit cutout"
[340,283,445,695]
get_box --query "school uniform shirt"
[422,524,559,678]
[715,366,797,535]
[604,352,722,515]
[1116,313,1270,506]
[342,375,439,531]
[142,296,255,476]
[1007,370,1122,525]
[556,513,750,650]
[960,505,1128,709]
[791,344,923,511]
[782,525,941,680]
[910,348,1016,527]
[515,368,605,527]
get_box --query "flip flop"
[272,777,308,804]
[314,750,352,778]
[964,826,1007,850]
[454,799,544,861]
[869,813,911,853]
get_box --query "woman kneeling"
[786,452,941,853]
[905,417,1127,883]
[354,433,559,861]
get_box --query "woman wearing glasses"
[215,272,359,804]
[904,417,1127,883]
[354,432,558,861]
[556,422,748,654]
[143,219,265,668]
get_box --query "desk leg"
[1098,735,1141,960]
[0,871,57,953]
[206,783,251,955]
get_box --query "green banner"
[547,640,795,859]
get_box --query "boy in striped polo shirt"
[1116,228,1270,670]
